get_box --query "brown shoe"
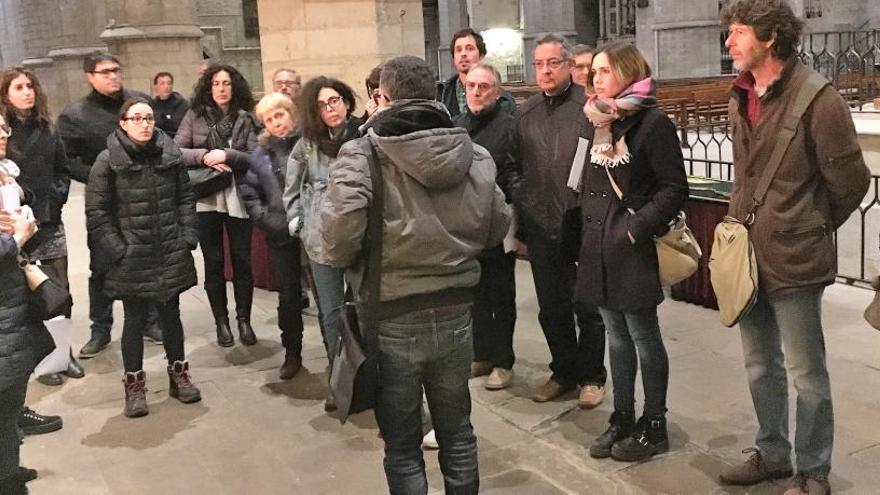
[578,385,605,409]
[783,474,831,495]
[470,361,493,378]
[532,378,575,402]
[719,448,793,486]
[485,368,513,390]
[279,354,302,380]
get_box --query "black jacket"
[7,116,71,256]
[514,80,587,241]
[453,101,520,203]
[151,92,190,138]
[85,130,198,302]
[0,235,44,390]
[436,74,517,118]
[57,88,150,183]
[574,107,688,311]
[240,133,300,246]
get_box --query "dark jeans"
[197,211,253,319]
[121,296,186,373]
[528,235,607,387]
[472,246,517,369]
[599,306,669,417]
[269,241,305,355]
[0,379,27,483]
[375,305,478,495]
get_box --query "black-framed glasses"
[123,115,155,125]
[91,67,121,77]
[533,59,567,70]
[318,96,345,112]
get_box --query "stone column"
[100,0,203,97]
[635,0,722,79]
[257,0,425,104]
[521,0,579,83]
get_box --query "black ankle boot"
[215,317,234,347]
[589,410,635,458]
[611,415,669,462]
[237,317,257,346]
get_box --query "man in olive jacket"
[718,2,870,494]
[320,56,510,494]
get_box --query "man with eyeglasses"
[436,27,516,117]
[57,53,158,359]
[571,44,596,88]
[513,33,607,406]
[150,72,189,139]
[271,68,302,99]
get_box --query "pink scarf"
[583,77,657,167]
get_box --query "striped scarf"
[583,77,656,167]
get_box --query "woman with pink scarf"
[573,42,688,463]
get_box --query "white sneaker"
[421,429,439,450]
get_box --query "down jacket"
[7,116,70,229]
[0,234,39,390]
[85,129,198,302]
[320,100,511,315]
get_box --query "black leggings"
[197,212,253,318]
[121,296,185,373]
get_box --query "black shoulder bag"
[188,112,233,199]
[329,140,383,423]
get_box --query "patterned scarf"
[583,77,656,167]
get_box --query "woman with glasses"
[86,97,201,418]
[0,68,84,386]
[284,77,361,410]
[175,64,259,348]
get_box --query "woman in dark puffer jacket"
[86,98,201,419]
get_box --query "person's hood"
[367,100,473,190]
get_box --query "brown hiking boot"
[719,448,793,485]
[123,371,148,418]
[167,361,202,404]
[783,474,831,495]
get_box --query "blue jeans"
[599,306,669,417]
[739,286,832,478]
[309,261,344,363]
[374,305,479,495]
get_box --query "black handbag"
[20,258,72,321]
[329,140,383,423]
[188,116,233,199]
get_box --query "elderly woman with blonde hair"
[239,92,307,379]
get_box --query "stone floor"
[20,184,880,494]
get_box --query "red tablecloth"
[223,228,278,291]
[669,199,728,309]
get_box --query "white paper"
[0,184,20,210]
[567,137,590,192]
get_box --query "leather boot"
[237,317,257,346]
[233,277,255,346]
[123,371,148,418]
[63,350,85,379]
[279,353,302,380]
[611,415,669,462]
[206,284,233,347]
[168,360,202,404]
[589,410,635,458]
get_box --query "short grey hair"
[272,68,299,81]
[380,56,435,101]
[572,44,595,57]
[467,62,502,86]
[536,33,573,60]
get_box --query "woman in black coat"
[239,92,305,380]
[575,42,687,462]
[86,98,201,419]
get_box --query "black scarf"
[115,128,162,163]
[317,117,361,158]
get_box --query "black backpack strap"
[361,137,384,353]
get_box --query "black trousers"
[0,378,27,483]
[88,251,161,341]
[472,246,517,369]
[197,212,253,319]
[121,296,185,373]
[528,235,607,388]
[269,240,305,355]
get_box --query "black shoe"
[18,407,63,436]
[35,374,63,386]
[78,335,111,359]
[215,317,234,347]
[16,467,37,483]
[63,353,85,379]
[611,415,669,462]
[237,318,257,346]
[143,325,163,345]
[589,411,635,459]
[279,353,302,380]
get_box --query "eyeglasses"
[318,96,345,112]
[533,59,567,70]
[465,82,495,92]
[274,81,301,88]
[123,115,155,126]
[91,67,121,77]
[0,124,11,138]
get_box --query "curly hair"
[295,76,356,148]
[721,0,804,60]
[0,67,52,129]
[190,64,255,118]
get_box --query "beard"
[733,43,771,72]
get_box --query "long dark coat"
[574,107,688,312]
[0,234,39,390]
[85,130,198,302]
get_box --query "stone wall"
[635,0,723,79]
